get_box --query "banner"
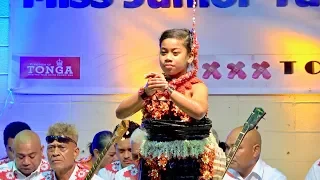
[8,1,320,94]
[198,54,320,94]
[20,57,80,79]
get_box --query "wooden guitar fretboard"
[85,120,129,180]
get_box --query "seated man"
[0,130,52,179]
[115,128,147,179]
[1,121,31,165]
[97,121,140,180]
[305,158,320,180]
[46,123,103,180]
[223,126,287,180]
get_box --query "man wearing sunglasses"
[46,123,103,180]
[0,130,52,179]
[115,128,147,180]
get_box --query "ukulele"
[221,107,266,179]
[85,120,130,180]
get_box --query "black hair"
[159,28,193,53]
[88,130,113,156]
[3,121,31,146]
[219,141,227,152]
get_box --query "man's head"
[3,121,31,160]
[130,128,147,166]
[46,123,79,174]
[225,126,261,177]
[13,130,43,176]
[113,121,140,168]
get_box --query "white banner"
[8,0,320,94]
[198,54,320,94]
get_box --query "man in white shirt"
[97,121,140,180]
[46,123,103,180]
[223,126,286,180]
[0,130,52,180]
[115,128,147,179]
[305,158,320,180]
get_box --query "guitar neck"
[84,120,129,180]
[222,127,248,177]
[85,140,114,179]
[221,107,266,178]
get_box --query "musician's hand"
[144,73,168,96]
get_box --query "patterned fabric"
[139,69,226,179]
[0,159,52,180]
[140,134,226,180]
[142,79,203,122]
[53,163,103,180]
[0,157,10,166]
[115,164,138,180]
[97,160,122,180]
[76,155,92,168]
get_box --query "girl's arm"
[115,93,145,119]
[169,83,208,120]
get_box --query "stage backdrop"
[8,0,320,94]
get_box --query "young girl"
[115,28,226,179]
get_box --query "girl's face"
[159,38,194,78]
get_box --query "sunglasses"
[46,135,77,145]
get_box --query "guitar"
[221,107,266,178]
[85,120,130,180]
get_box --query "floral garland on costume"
[142,146,224,180]
[139,0,225,179]
[141,73,202,121]
[140,134,224,179]
[139,0,202,121]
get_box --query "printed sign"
[20,57,80,79]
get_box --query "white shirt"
[115,164,138,180]
[305,158,320,180]
[97,160,122,180]
[53,163,103,180]
[0,159,52,180]
[223,158,287,180]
